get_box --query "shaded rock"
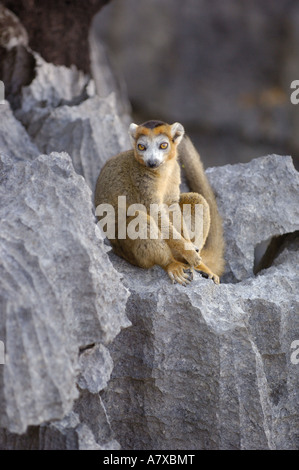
[0,5,35,109]
[0,45,36,109]
[2,0,111,74]
[14,52,94,131]
[39,397,120,450]
[18,53,93,112]
[0,4,28,50]
[0,11,132,445]
[0,395,121,449]
[0,151,130,435]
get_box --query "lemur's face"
[129,120,185,169]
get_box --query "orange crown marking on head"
[136,123,173,141]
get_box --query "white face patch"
[136,134,171,169]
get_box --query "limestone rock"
[78,344,113,394]
[101,155,299,450]
[13,52,94,136]
[0,151,130,435]
[205,155,299,281]
[0,2,132,449]
[14,53,131,190]
[0,101,39,160]
[102,231,299,450]
[31,93,130,191]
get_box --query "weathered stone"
[101,155,299,450]
[0,5,35,109]
[14,52,94,131]
[0,151,130,435]
[14,53,131,190]
[31,93,131,191]
[0,101,39,160]
[205,155,299,281]
[39,397,120,450]
[89,27,131,119]
[102,235,299,450]
[78,344,113,394]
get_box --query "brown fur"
[178,136,225,276]
[95,122,224,284]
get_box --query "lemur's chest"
[132,159,181,206]
[161,171,180,205]
[152,161,180,206]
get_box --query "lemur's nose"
[147,160,159,168]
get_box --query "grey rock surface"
[206,155,299,281]
[14,53,131,190]
[32,93,130,191]
[78,344,114,394]
[103,230,299,450]
[0,101,39,160]
[101,155,299,450]
[38,394,120,450]
[0,22,132,447]
[0,151,130,437]
[89,27,131,119]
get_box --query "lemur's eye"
[160,142,168,149]
[137,143,146,151]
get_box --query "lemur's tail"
[178,135,225,276]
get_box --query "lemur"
[95,120,225,285]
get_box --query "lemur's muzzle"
[146,160,160,169]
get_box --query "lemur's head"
[129,120,185,169]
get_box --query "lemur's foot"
[166,261,193,286]
[195,262,220,285]
[200,271,220,284]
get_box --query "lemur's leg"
[179,192,210,249]
[111,211,194,286]
[179,192,220,284]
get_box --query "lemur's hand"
[182,242,202,267]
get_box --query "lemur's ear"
[170,122,185,144]
[129,123,138,145]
